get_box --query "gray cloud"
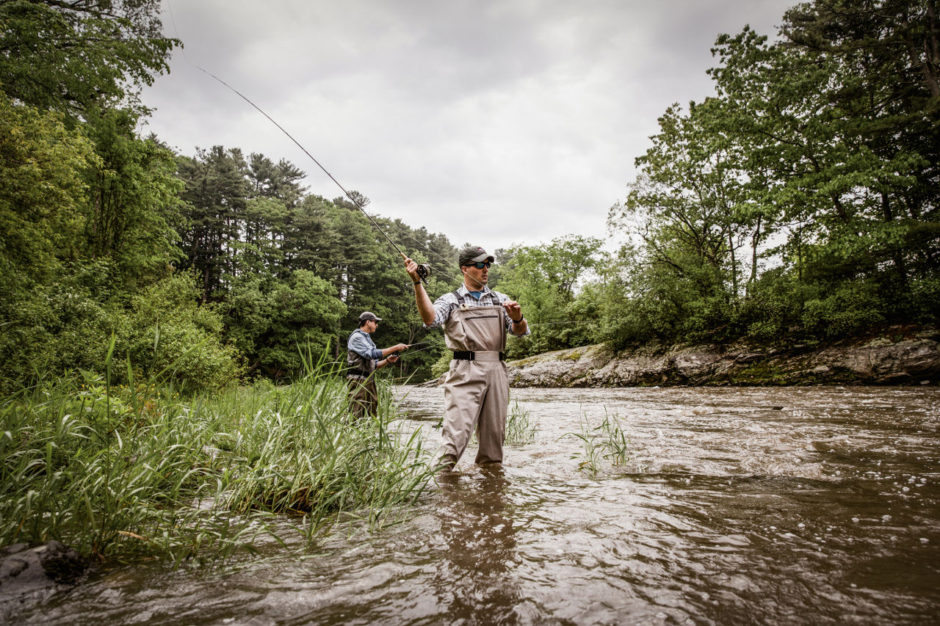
[144,0,793,250]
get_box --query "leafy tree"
[0,94,95,289]
[710,3,939,330]
[607,97,768,343]
[176,146,250,301]
[778,0,940,311]
[0,0,177,117]
[83,107,183,290]
[494,235,605,356]
[0,2,217,390]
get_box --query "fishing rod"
[167,6,483,290]
[190,64,432,285]
[396,342,436,358]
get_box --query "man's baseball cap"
[458,245,495,266]
[358,311,382,322]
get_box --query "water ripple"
[17,385,940,625]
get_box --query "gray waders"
[440,302,509,467]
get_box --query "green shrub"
[902,276,940,324]
[117,273,242,391]
[430,351,451,380]
[0,262,115,390]
[801,280,885,339]
[220,269,345,381]
[739,270,804,342]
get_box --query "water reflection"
[432,467,522,624]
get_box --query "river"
[14,386,940,624]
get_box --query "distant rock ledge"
[505,329,940,387]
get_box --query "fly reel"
[415,263,431,280]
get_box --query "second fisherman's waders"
[347,332,378,419]
[440,303,509,465]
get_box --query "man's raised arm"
[404,257,436,326]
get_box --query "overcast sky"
[140,0,793,253]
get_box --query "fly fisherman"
[347,311,409,418]
[404,246,529,470]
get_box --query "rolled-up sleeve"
[425,294,455,329]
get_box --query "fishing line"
[522,318,595,326]
[167,5,557,297]
[165,1,431,284]
[391,232,467,284]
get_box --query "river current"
[14,386,940,624]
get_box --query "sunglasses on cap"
[467,261,491,269]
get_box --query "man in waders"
[404,246,529,470]
[347,311,409,418]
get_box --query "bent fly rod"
[194,65,432,284]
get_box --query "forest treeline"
[1,0,937,393]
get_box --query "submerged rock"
[0,541,86,608]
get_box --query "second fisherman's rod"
[194,65,432,284]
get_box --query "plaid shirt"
[427,285,530,336]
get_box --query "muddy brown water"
[12,386,940,625]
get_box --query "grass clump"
[566,411,636,477]
[219,371,434,535]
[505,400,537,445]
[0,354,435,564]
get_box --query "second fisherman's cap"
[458,245,495,266]
[358,311,382,322]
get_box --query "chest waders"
[347,331,378,419]
[440,296,509,466]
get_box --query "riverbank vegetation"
[499,0,939,357]
[0,356,434,563]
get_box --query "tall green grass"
[505,400,536,444]
[0,352,435,564]
[567,411,636,477]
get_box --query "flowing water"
[13,386,940,624]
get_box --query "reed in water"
[568,411,638,477]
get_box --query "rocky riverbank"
[505,328,940,387]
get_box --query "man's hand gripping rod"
[402,253,431,285]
